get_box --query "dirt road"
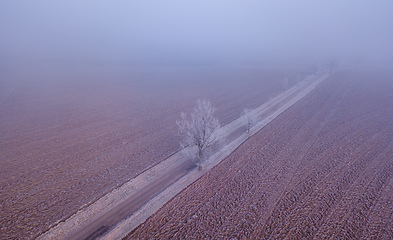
[39,72,328,240]
[66,160,195,240]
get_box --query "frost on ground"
[126,70,393,239]
[38,70,325,240]
[100,72,327,239]
[1,66,306,239]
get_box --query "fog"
[1,0,393,66]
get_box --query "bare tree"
[177,99,225,169]
[242,108,258,134]
[282,77,289,90]
[310,62,320,75]
[329,59,337,73]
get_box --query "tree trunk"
[198,149,204,163]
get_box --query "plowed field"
[0,65,303,239]
[127,69,393,239]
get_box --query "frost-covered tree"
[329,59,337,73]
[177,99,225,169]
[282,77,289,90]
[242,108,258,134]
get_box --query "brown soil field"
[127,69,393,239]
[0,65,304,239]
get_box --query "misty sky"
[1,0,393,65]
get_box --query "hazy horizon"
[1,0,393,67]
